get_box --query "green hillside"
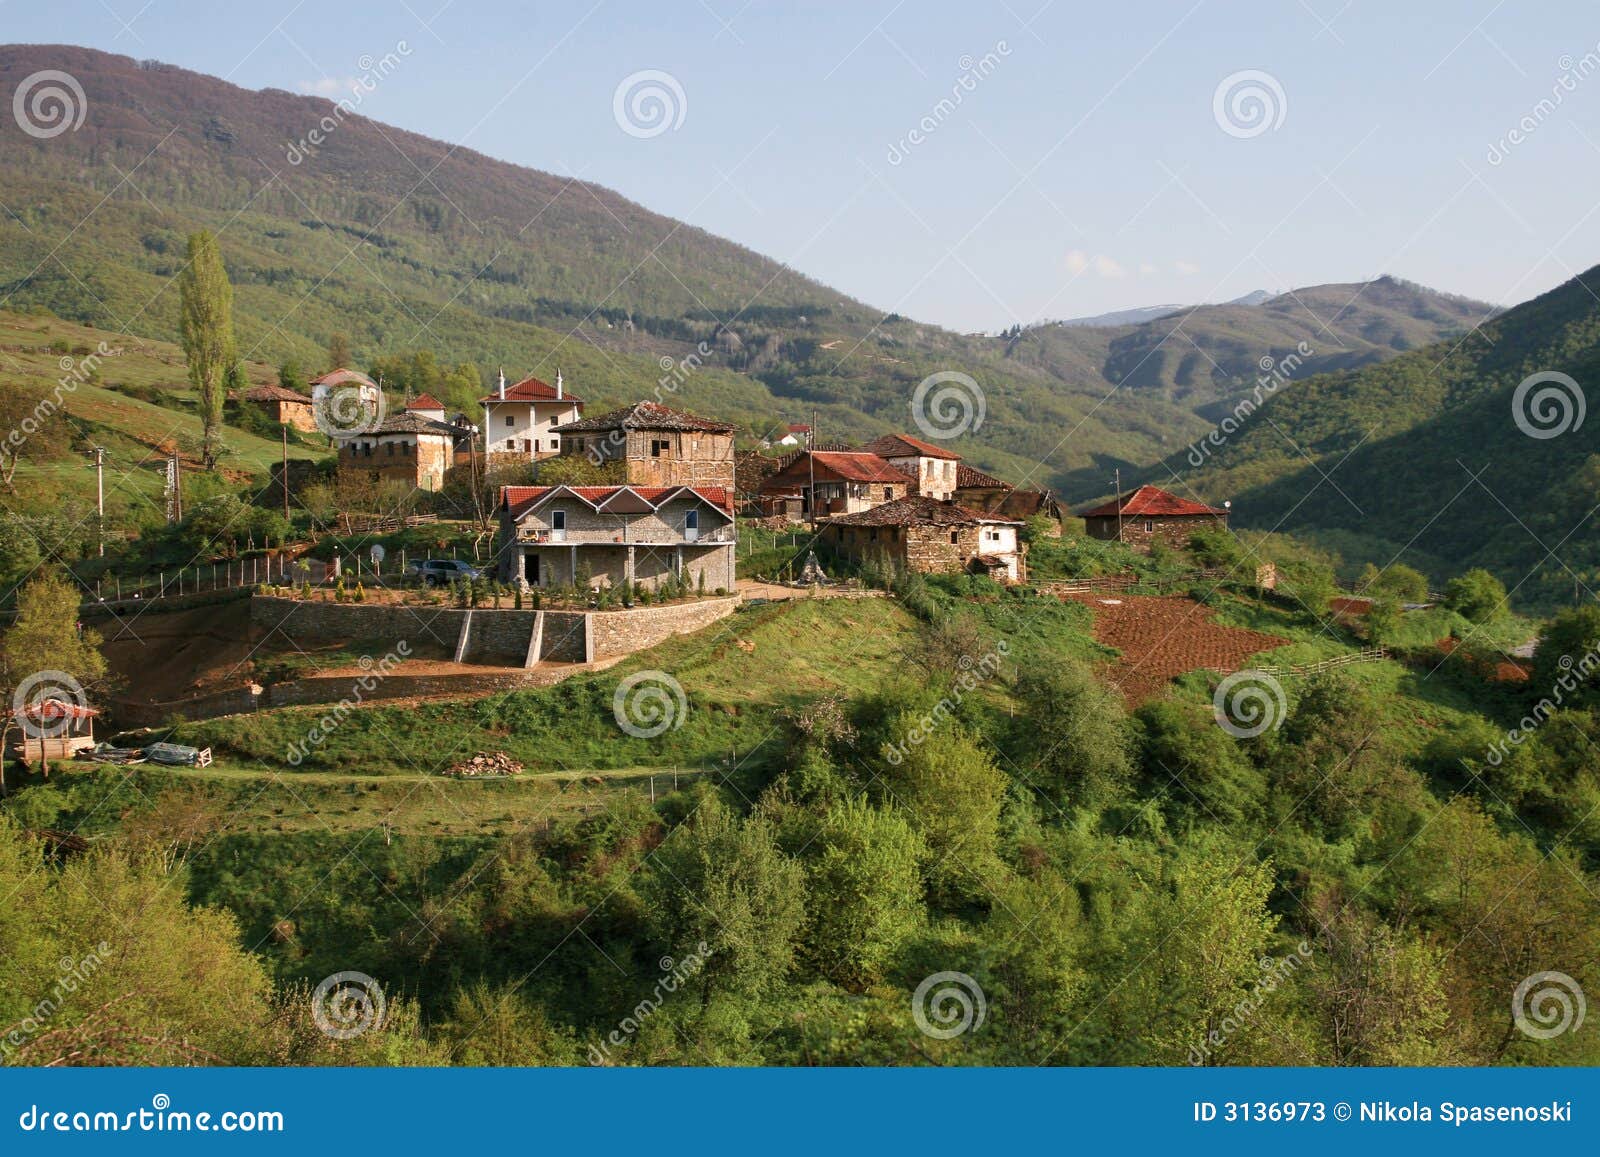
[1174,265,1600,608]
[0,45,1486,501]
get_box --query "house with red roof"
[859,432,962,500]
[756,449,913,519]
[497,483,736,592]
[1077,485,1229,551]
[482,369,583,461]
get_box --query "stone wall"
[248,593,737,667]
[1084,513,1227,551]
[589,595,739,658]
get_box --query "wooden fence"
[1256,647,1390,678]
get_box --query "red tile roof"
[311,368,376,389]
[500,484,734,519]
[860,432,962,461]
[786,423,812,434]
[1077,485,1229,519]
[483,374,583,405]
[406,393,446,411]
[955,463,1010,490]
[761,451,912,489]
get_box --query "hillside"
[0,309,323,518]
[0,45,1487,501]
[1174,264,1600,608]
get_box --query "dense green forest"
[1175,265,1600,610]
[4,543,1598,1067]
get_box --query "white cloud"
[1065,249,1128,279]
[1175,260,1201,275]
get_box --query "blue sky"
[8,0,1600,331]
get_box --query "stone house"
[757,450,911,519]
[338,410,458,492]
[239,383,317,432]
[482,371,582,463]
[498,483,736,592]
[553,401,736,491]
[1077,484,1229,550]
[820,495,1026,582]
[954,463,1064,526]
[859,433,961,501]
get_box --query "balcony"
[519,527,735,546]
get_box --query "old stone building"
[482,371,582,463]
[553,402,736,491]
[757,450,911,519]
[239,383,317,432]
[498,483,736,592]
[338,410,458,492]
[820,495,1025,582]
[859,433,961,500]
[1077,484,1229,550]
[954,463,1064,526]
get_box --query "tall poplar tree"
[178,231,235,469]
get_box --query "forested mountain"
[1174,264,1600,607]
[0,45,1487,499]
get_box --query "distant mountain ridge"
[1172,264,1600,609]
[0,44,1503,507]
[1054,289,1274,329]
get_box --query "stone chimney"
[498,368,506,400]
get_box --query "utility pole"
[1114,468,1123,545]
[807,408,817,528]
[92,447,104,556]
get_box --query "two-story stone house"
[553,401,736,491]
[482,371,582,463]
[497,483,736,592]
[859,433,962,501]
[756,450,912,519]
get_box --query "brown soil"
[1064,593,1291,704]
[99,600,262,702]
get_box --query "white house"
[482,370,583,461]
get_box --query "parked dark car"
[407,558,483,586]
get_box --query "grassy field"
[173,596,929,778]
[0,309,327,514]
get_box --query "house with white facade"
[482,371,583,462]
[859,433,962,501]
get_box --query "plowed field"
[1065,594,1291,704]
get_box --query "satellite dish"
[370,544,386,564]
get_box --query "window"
[386,442,395,456]
[522,440,532,453]
[950,530,959,544]
[552,510,566,531]
[685,510,699,532]
[362,443,372,457]
[883,487,894,500]
[1144,521,1154,532]
[403,442,412,455]
[505,415,515,427]
[534,440,541,453]
[651,438,671,458]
